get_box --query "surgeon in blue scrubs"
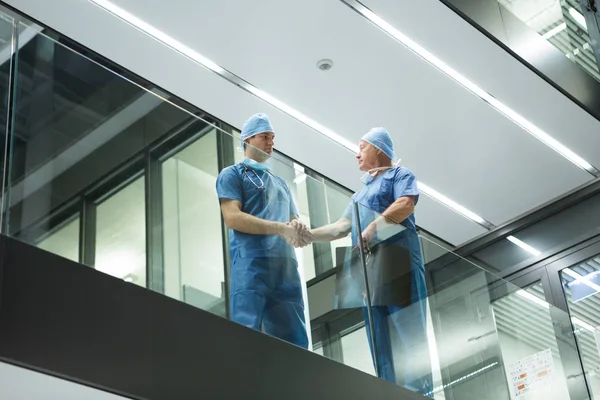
[311,127,432,395]
[216,113,312,348]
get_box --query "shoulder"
[218,164,243,178]
[392,166,417,180]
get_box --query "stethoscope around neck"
[242,165,272,189]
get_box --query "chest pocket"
[240,170,268,210]
[371,176,394,211]
[241,172,290,222]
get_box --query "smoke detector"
[316,59,334,71]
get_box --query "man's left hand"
[361,223,377,251]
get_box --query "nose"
[356,153,361,160]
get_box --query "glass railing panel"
[0,11,15,223]
[498,0,600,82]
[4,21,193,262]
[354,201,591,399]
[4,4,598,397]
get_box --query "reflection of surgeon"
[216,113,312,348]
[311,128,432,394]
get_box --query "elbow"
[222,212,238,230]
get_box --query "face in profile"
[246,132,275,162]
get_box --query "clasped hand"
[281,219,314,248]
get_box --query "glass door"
[490,268,590,400]
[545,239,600,400]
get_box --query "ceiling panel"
[106,0,592,224]
[6,0,600,245]
[415,195,488,246]
[364,0,600,169]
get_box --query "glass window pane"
[162,129,226,317]
[561,257,600,398]
[36,216,80,262]
[95,176,146,287]
[498,0,600,82]
[0,12,14,204]
[5,21,191,249]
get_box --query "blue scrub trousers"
[230,253,308,349]
[361,235,433,396]
[362,303,432,396]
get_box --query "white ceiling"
[7,0,600,245]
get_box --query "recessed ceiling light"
[542,22,566,40]
[89,0,495,229]
[507,235,541,256]
[569,7,588,30]
[562,268,600,293]
[516,290,549,309]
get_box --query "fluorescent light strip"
[569,8,588,30]
[341,0,599,177]
[562,268,600,293]
[572,317,596,332]
[418,181,494,228]
[516,283,596,333]
[89,0,495,229]
[516,290,550,309]
[542,22,567,40]
[90,0,357,153]
[426,362,499,396]
[507,235,541,256]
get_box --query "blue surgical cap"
[361,127,396,161]
[241,113,274,141]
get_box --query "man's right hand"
[280,220,314,248]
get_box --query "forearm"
[379,197,414,226]
[226,211,285,235]
[311,220,350,242]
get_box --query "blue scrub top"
[339,166,428,308]
[343,166,419,246]
[216,163,298,259]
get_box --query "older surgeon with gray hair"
[310,127,432,395]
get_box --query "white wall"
[0,362,128,400]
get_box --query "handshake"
[280,219,315,248]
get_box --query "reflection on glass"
[0,13,14,216]
[498,0,600,81]
[492,282,573,400]
[561,258,600,398]
[4,20,188,245]
[345,202,432,395]
[95,176,146,287]
[341,327,376,376]
[36,216,80,262]
[162,129,226,317]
